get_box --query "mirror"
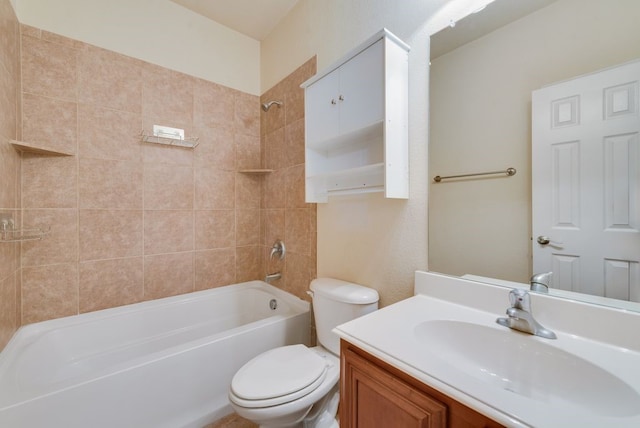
[428,0,640,309]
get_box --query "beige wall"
[0,0,21,349]
[261,0,499,92]
[260,0,486,307]
[429,0,640,282]
[13,0,261,95]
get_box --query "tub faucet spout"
[265,272,281,283]
[496,289,556,339]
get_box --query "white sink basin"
[414,320,640,417]
[334,273,640,428]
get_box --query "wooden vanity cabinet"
[340,341,504,428]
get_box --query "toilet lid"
[231,345,327,404]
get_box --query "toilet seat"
[230,344,328,408]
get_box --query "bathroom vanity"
[340,340,502,427]
[335,271,640,427]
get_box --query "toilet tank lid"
[310,278,379,304]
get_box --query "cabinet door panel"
[343,348,446,428]
[302,29,409,202]
[341,341,505,428]
[339,39,385,135]
[305,68,341,145]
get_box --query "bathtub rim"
[0,280,311,413]
[0,280,309,367]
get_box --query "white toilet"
[228,278,379,428]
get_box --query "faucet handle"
[269,240,286,261]
[509,288,531,311]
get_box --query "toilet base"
[257,385,339,428]
[302,384,339,428]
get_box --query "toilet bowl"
[228,278,379,428]
[229,345,339,427]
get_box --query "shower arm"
[261,100,283,112]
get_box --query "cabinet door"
[339,39,385,136]
[305,67,341,146]
[342,347,446,428]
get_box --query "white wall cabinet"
[302,29,409,203]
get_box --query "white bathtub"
[0,280,310,427]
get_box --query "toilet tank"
[310,278,379,355]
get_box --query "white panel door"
[532,60,640,301]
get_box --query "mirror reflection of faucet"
[496,289,557,339]
[530,271,552,293]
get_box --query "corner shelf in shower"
[10,140,74,156]
[140,131,200,149]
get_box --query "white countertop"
[334,271,640,428]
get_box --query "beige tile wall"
[260,58,317,302]
[16,24,317,326]
[0,0,21,349]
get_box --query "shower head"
[261,100,283,112]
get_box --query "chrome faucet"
[530,271,552,293]
[269,240,285,261]
[265,240,285,284]
[265,272,282,283]
[496,289,557,339]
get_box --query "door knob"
[537,236,563,246]
[537,236,550,245]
